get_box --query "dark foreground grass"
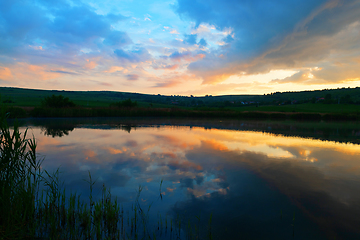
[0,116,214,240]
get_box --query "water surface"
[21,118,360,239]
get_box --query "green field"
[2,87,360,119]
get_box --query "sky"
[0,0,360,96]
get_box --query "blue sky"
[0,0,360,95]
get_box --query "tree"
[340,94,353,104]
[111,98,137,108]
[42,95,76,108]
[324,94,333,104]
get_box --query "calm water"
[19,118,360,239]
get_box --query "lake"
[18,118,360,239]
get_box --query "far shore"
[2,105,359,121]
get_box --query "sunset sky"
[0,0,360,96]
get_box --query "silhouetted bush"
[2,107,27,118]
[42,95,76,108]
[111,98,138,108]
[290,113,322,121]
[323,113,359,121]
[269,113,287,120]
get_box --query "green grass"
[229,103,360,114]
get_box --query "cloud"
[85,79,114,87]
[104,66,124,73]
[179,82,272,95]
[6,62,62,81]
[103,31,132,47]
[114,48,152,63]
[126,74,139,81]
[152,80,180,88]
[164,26,180,34]
[0,0,131,64]
[0,66,13,80]
[84,60,97,70]
[168,160,203,172]
[174,0,360,85]
[149,72,198,88]
[169,51,205,62]
[49,70,79,75]
[169,51,191,61]
[153,64,179,70]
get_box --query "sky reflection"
[24,122,360,239]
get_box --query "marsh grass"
[0,116,214,240]
[0,115,40,239]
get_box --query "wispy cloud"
[126,74,139,81]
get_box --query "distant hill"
[1,86,360,108]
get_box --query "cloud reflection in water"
[26,124,360,239]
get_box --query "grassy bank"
[3,105,360,121]
[0,117,211,240]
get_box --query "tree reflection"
[42,125,75,137]
[121,124,136,133]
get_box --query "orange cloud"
[84,149,96,160]
[104,66,124,73]
[168,159,203,171]
[35,136,62,152]
[167,187,176,192]
[201,73,232,85]
[171,52,206,63]
[187,187,206,198]
[28,45,43,51]
[10,62,61,81]
[0,67,13,80]
[85,60,97,70]
[153,64,179,70]
[104,147,123,154]
[163,152,177,158]
[203,139,229,151]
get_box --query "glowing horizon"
[0,0,360,96]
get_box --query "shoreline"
[3,105,360,121]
